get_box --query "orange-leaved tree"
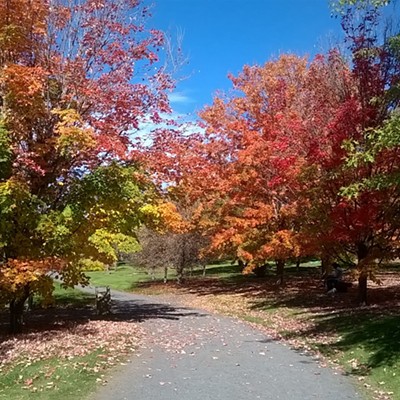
[0,0,175,332]
[192,55,325,282]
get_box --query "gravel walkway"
[87,287,362,400]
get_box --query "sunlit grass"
[0,350,106,400]
[85,264,156,291]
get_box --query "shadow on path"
[0,292,207,336]
[108,298,207,322]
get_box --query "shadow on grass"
[137,270,330,307]
[52,288,95,308]
[303,311,400,370]
[143,268,400,314]
[0,292,207,372]
[191,263,242,277]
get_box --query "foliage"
[0,0,174,332]
[0,121,11,181]
[77,259,106,272]
[146,4,400,304]
[331,0,390,13]
[343,113,400,196]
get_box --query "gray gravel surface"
[86,287,362,400]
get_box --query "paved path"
[87,288,362,400]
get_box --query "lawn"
[52,283,95,307]
[0,284,143,400]
[88,261,400,400]
[0,350,107,400]
[85,261,242,291]
[85,264,155,291]
[86,262,268,291]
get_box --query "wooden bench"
[95,286,112,315]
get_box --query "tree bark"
[9,286,30,334]
[296,259,301,273]
[321,254,332,277]
[238,259,245,272]
[150,266,155,281]
[176,265,184,284]
[276,259,285,285]
[253,264,267,277]
[357,243,369,305]
[163,266,168,283]
[358,273,368,305]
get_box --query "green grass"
[85,260,322,292]
[52,284,95,307]
[314,312,400,399]
[192,262,241,277]
[85,262,244,291]
[85,264,154,291]
[0,350,107,400]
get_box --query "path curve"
[86,287,362,400]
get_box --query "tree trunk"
[358,273,368,306]
[176,265,184,284]
[357,243,369,305]
[253,264,267,277]
[163,266,168,283]
[27,294,34,311]
[276,259,285,285]
[296,259,301,273]
[321,254,332,277]
[9,284,31,334]
[176,245,186,284]
[9,288,30,334]
[202,263,207,277]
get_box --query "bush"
[79,259,105,272]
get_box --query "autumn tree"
[198,4,399,303]
[131,226,209,283]
[186,56,330,283]
[130,197,211,283]
[307,2,400,303]
[161,5,399,304]
[0,0,174,333]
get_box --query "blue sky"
[147,1,345,117]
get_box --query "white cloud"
[132,111,204,147]
[168,92,194,104]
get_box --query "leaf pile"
[0,320,144,370]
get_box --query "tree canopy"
[0,0,175,332]
[147,1,400,304]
